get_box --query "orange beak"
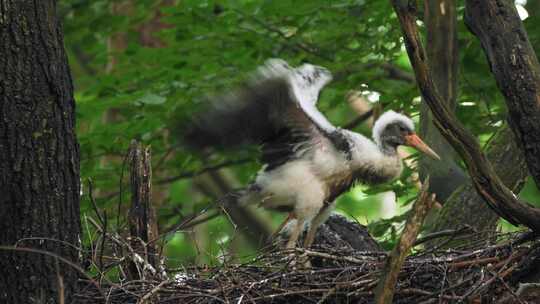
[404,133,441,160]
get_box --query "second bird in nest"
[184,59,440,250]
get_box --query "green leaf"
[137,93,167,105]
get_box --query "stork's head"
[294,63,333,91]
[373,111,440,159]
[258,59,332,89]
[255,59,332,104]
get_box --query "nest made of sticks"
[75,230,540,304]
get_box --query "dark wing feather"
[260,108,314,171]
[184,59,337,169]
[184,78,293,148]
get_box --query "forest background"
[62,0,540,271]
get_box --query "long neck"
[344,131,403,185]
[378,142,398,157]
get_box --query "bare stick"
[137,280,170,304]
[374,178,435,304]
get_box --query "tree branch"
[391,0,540,232]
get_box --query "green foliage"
[61,0,540,269]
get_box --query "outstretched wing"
[184,59,344,169]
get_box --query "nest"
[75,230,540,304]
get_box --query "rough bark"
[0,1,81,303]
[428,125,527,236]
[420,0,468,202]
[127,141,160,280]
[465,0,540,189]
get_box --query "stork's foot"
[285,251,297,267]
[299,254,312,268]
[286,251,312,269]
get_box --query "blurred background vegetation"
[60,0,540,271]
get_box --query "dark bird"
[185,59,440,249]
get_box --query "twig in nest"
[449,256,501,271]
[87,179,108,273]
[295,248,384,265]
[137,280,170,304]
[414,226,475,246]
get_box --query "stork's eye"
[398,125,407,132]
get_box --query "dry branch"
[374,179,435,304]
[127,140,160,280]
[391,0,540,232]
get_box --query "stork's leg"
[286,216,305,249]
[287,185,325,250]
[303,203,335,249]
[303,214,323,249]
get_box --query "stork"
[185,59,440,250]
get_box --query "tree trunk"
[465,0,540,189]
[420,0,468,202]
[0,1,81,303]
[427,125,527,238]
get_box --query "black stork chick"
[185,59,440,250]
